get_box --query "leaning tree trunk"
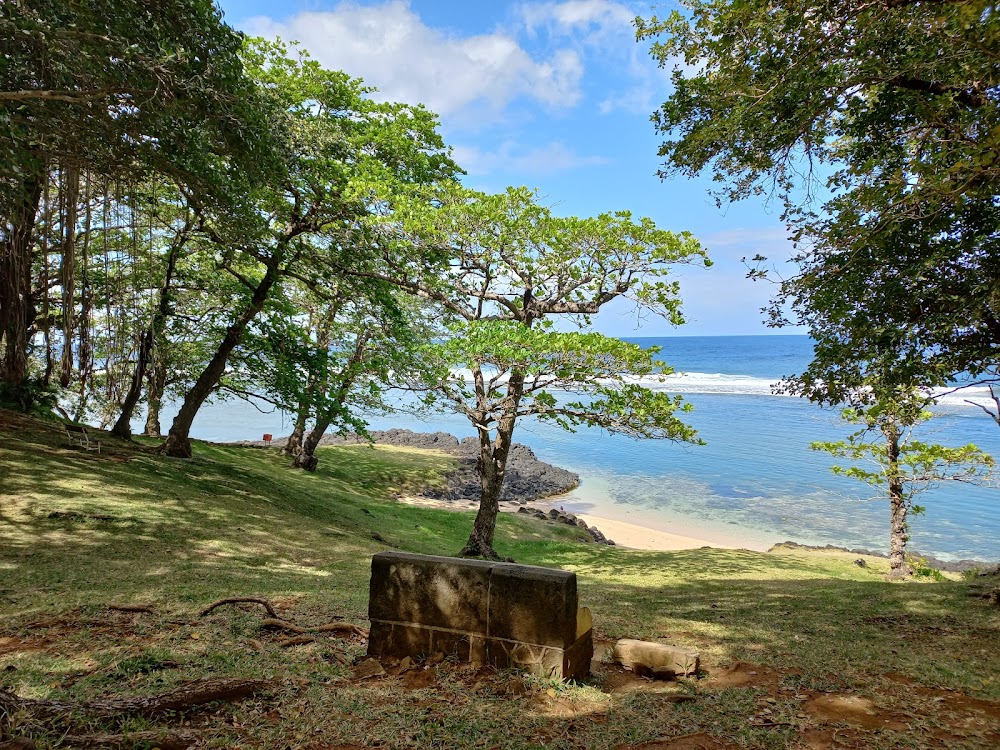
[161,259,281,458]
[111,238,181,439]
[885,425,912,581]
[0,169,43,386]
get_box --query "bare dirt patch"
[801,693,907,731]
[704,660,784,691]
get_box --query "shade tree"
[158,40,457,458]
[638,0,1000,400]
[813,390,994,580]
[361,186,709,559]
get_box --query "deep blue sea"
[151,335,1000,562]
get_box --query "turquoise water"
[155,335,1000,561]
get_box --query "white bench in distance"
[65,424,101,453]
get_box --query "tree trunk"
[111,237,181,439]
[161,258,281,458]
[144,357,167,437]
[59,165,80,388]
[294,331,368,471]
[0,169,43,386]
[283,401,309,457]
[460,431,506,559]
[77,172,93,401]
[461,369,525,560]
[294,426,322,471]
[885,424,912,581]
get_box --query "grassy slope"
[1,408,998,749]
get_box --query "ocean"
[151,335,1000,562]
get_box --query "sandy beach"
[395,495,769,552]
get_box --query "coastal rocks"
[518,507,615,546]
[769,540,999,574]
[319,429,460,452]
[311,429,579,505]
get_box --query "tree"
[638,0,1000,396]
[364,186,708,559]
[813,392,994,580]
[158,40,457,458]
[1,0,272,387]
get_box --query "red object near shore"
[263,433,272,446]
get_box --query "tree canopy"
[639,0,1000,400]
[364,186,708,558]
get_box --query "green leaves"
[811,398,995,502]
[641,0,1000,400]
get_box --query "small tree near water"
[812,396,994,580]
[371,186,709,560]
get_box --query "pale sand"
[569,513,738,551]
[395,496,766,552]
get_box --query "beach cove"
[150,335,1000,564]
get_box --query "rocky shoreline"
[311,428,582,503]
[247,429,614,545]
[769,541,1000,575]
[241,430,999,567]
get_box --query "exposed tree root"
[277,635,315,648]
[199,597,277,618]
[260,618,307,634]
[0,678,271,722]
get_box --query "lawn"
[1,408,998,749]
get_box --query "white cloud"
[519,0,635,39]
[598,83,656,115]
[513,1,667,118]
[244,1,584,118]
[452,141,611,176]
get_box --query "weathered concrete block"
[612,638,700,677]
[368,552,493,633]
[366,551,591,680]
[488,563,577,647]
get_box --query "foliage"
[420,321,700,442]
[0,376,58,417]
[369,185,708,556]
[639,0,1000,397]
[0,0,275,217]
[812,392,994,577]
[813,406,995,502]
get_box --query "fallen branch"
[0,678,271,722]
[199,597,277,618]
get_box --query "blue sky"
[216,0,801,337]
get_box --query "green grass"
[1,408,998,749]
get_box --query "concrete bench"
[367,551,593,680]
